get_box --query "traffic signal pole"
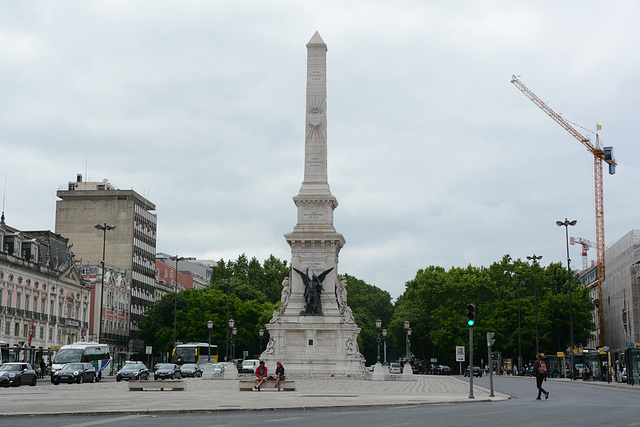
[469,326,474,399]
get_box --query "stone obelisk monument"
[262,32,365,377]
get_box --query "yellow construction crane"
[511,75,617,347]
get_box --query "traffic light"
[466,304,475,327]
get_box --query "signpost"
[456,345,465,376]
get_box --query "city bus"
[172,342,218,366]
[51,342,111,381]
[0,341,9,364]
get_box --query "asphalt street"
[2,375,639,426]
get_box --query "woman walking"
[532,353,549,400]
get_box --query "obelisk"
[262,32,365,377]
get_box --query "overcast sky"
[2,1,638,299]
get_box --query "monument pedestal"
[372,362,385,381]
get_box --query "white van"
[241,359,260,373]
[388,362,402,374]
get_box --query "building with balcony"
[0,215,89,364]
[78,261,130,369]
[55,175,157,354]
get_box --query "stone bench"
[128,380,185,391]
[238,380,296,391]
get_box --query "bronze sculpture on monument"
[262,32,365,377]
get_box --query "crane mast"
[511,75,617,347]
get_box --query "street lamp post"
[404,320,411,363]
[223,279,234,361]
[95,223,116,343]
[376,318,382,364]
[527,254,543,355]
[231,327,237,360]
[228,318,235,361]
[382,328,388,365]
[172,255,185,349]
[258,328,264,356]
[207,319,213,363]
[513,279,523,374]
[557,218,577,379]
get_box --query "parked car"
[434,365,452,375]
[240,359,260,373]
[51,363,96,384]
[154,363,181,380]
[464,366,483,377]
[116,362,150,382]
[180,363,203,378]
[0,363,37,387]
[388,362,402,374]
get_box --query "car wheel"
[154,377,158,381]
[53,381,59,385]
[31,376,37,386]
[116,378,121,382]
[91,375,96,383]
[13,378,21,387]
[79,376,84,384]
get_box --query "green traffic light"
[467,319,475,327]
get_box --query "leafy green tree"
[343,274,394,365]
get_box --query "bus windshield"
[53,349,84,364]
[174,347,196,364]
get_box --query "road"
[2,375,640,426]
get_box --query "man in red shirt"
[255,361,268,391]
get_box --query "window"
[39,326,44,340]
[7,290,12,308]
[5,322,10,336]
[25,296,30,312]
[41,298,46,314]
[23,324,28,337]
[16,292,21,310]
[14,322,19,336]
[49,328,53,341]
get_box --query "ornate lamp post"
[258,328,264,355]
[231,327,237,360]
[375,318,382,364]
[222,279,234,361]
[207,319,213,363]
[527,254,543,355]
[404,320,411,363]
[557,218,577,379]
[382,328,388,365]
[95,223,115,343]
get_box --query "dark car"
[180,363,203,378]
[0,363,38,387]
[464,366,483,377]
[434,365,452,375]
[154,363,181,380]
[51,362,96,384]
[116,362,150,382]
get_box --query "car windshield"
[182,364,197,369]
[157,364,174,369]
[62,363,85,370]
[0,364,21,371]
[122,364,142,370]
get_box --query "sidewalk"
[1,375,509,417]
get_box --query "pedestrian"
[532,353,549,400]
[274,361,285,391]
[254,360,268,391]
[615,359,622,383]
[39,359,46,378]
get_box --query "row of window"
[1,319,62,342]
[0,290,87,323]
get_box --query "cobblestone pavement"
[0,375,509,417]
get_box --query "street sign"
[557,352,565,357]
[146,346,152,355]
[456,346,465,362]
